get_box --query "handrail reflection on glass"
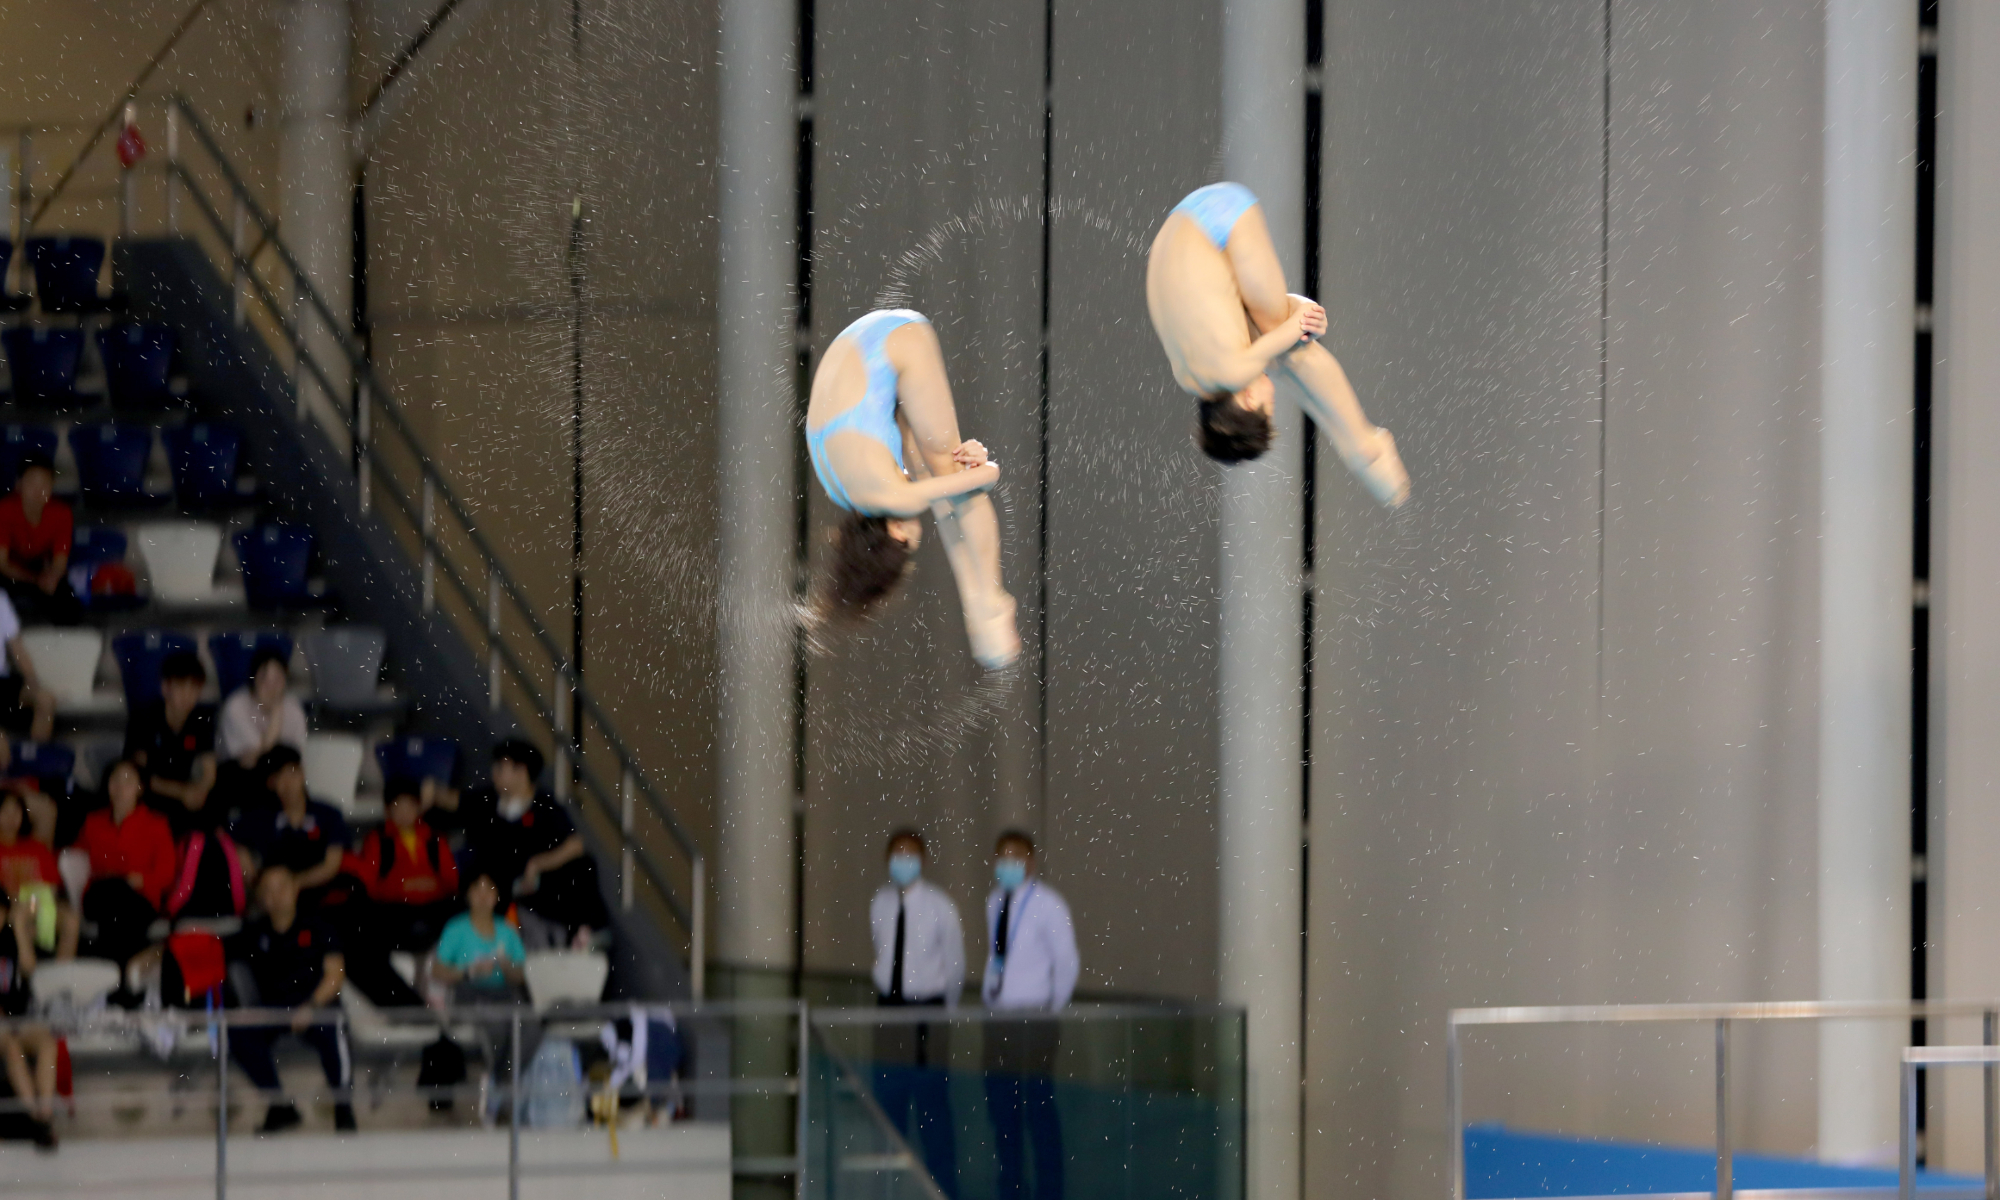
[1447,999,2000,1200]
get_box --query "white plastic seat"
[523,950,609,1013]
[303,732,365,811]
[134,520,223,600]
[302,626,387,704]
[19,628,103,704]
[30,958,121,1006]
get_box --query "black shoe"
[333,1102,357,1132]
[260,1102,302,1134]
[29,1118,57,1150]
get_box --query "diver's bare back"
[1145,212,1258,398]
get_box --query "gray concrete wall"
[1307,1,1824,1194]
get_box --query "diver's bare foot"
[967,592,1021,671]
[1347,427,1410,509]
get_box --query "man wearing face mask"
[869,830,963,1193]
[981,830,1077,1200]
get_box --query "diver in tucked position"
[806,308,1021,669]
[1147,181,1410,505]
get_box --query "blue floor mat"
[1468,1124,1979,1196]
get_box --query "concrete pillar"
[1218,2,1304,1198]
[279,0,353,454]
[715,0,797,974]
[1819,0,1915,1165]
[1932,0,2000,1173]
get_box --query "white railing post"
[119,102,138,236]
[420,476,435,612]
[487,569,501,710]
[620,768,635,912]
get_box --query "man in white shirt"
[869,830,963,1194]
[981,830,1076,1200]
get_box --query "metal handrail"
[165,96,699,864]
[94,95,711,976]
[1447,998,2000,1200]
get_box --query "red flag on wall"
[116,122,147,168]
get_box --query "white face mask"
[498,794,532,822]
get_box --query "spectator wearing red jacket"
[77,759,176,967]
[342,779,458,1008]
[0,453,80,626]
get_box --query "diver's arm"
[851,465,1000,517]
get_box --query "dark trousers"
[81,877,157,965]
[229,1022,351,1101]
[341,900,457,1008]
[875,998,957,1195]
[983,1020,1062,1200]
[7,579,82,626]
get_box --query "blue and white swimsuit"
[1171,182,1260,249]
[807,309,929,512]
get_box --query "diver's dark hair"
[815,512,915,625]
[1196,395,1274,463]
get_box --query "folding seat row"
[0,235,112,314]
[1,324,179,408]
[0,420,243,501]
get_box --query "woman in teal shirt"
[433,874,526,999]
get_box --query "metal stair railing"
[56,92,707,991]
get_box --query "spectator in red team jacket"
[77,758,177,968]
[343,778,457,1007]
[0,453,80,626]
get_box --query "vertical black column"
[1910,0,1939,1148]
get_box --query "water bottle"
[523,1036,584,1129]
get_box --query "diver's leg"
[891,325,1020,668]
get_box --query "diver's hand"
[1288,294,1327,342]
[951,440,990,470]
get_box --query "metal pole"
[553,667,570,802]
[119,101,137,236]
[795,1001,809,1200]
[13,131,28,259]
[356,382,371,513]
[1715,1018,1732,1200]
[1447,1020,1464,1200]
[216,1016,229,1200]
[691,855,706,1001]
[488,569,501,709]
[1986,1011,1998,1200]
[1904,1059,1920,1200]
[509,1009,522,1200]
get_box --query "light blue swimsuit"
[1172,182,1259,248]
[807,309,929,512]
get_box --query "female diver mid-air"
[805,308,1021,670]
[1147,181,1411,506]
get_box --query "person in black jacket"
[451,740,609,949]
[225,867,355,1134]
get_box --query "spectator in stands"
[344,777,458,1007]
[0,592,55,744]
[0,453,80,627]
[215,646,307,811]
[77,758,176,970]
[0,792,75,959]
[225,866,356,1134]
[0,896,60,1147]
[457,739,609,949]
[231,747,350,902]
[431,871,526,1002]
[126,650,219,835]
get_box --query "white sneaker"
[1349,428,1410,509]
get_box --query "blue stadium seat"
[0,424,59,491]
[234,525,314,607]
[68,423,156,500]
[376,736,458,787]
[70,526,127,567]
[97,324,176,408]
[9,741,75,788]
[162,422,242,501]
[112,629,199,708]
[25,236,106,314]
[2,328,84,405]
[208,630,293,698]
[0,240,18,310]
